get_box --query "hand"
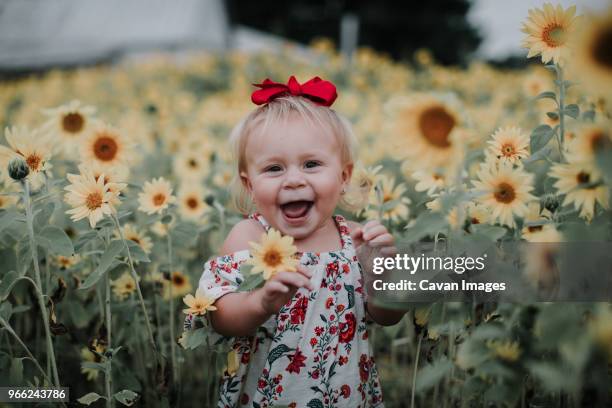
[350,220,397,278]
[255,265,314,316]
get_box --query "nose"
[282,166,306,189]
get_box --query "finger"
[362,220,381,234]
[275,271,313,290]
[368,233,395,247]
[363,225,387,241]
[296,265,312,278]
[380,246,398,256]
[350,227,364,247]
[267,280,289,294]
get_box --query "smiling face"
[240,114,352,239]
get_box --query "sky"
[467,0,610,60]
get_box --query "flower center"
[528,225,543,233]
[186,197,198,209]
[172,273,185,286]
[62,112,84,133]
[263,249,282,267]
[153,193,166,206]
[590,131,607,153]
[502,143,516,157]
[93,134,119,161]
[542,24,567,47]
[419,106,454,148]
[470,217,480,225]
[494,182,516,204]
[592,26,612,69]
[383,193,393,203]
[130,237,141,245]
[86,192,103,210]
[576,171,591,185]
[26,153,42,171]
[188,159,198,168]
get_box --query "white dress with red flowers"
[191,213,385,408]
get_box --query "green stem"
[111,213,160,364]
[167,229,178,387]
[22,180,60,388]
[105,262,113,408]
[556,65,567,163]
[410,332,424,408]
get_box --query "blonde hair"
[228,95,359,215]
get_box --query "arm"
[207,219,313,337]
[347,220,408,327]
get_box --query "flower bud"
[8,157,29,181]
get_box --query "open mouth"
[280,200,313,220]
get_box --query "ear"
[240,170,253,193]
[341,162,353,187]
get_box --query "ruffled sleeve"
[181,250,252,348]
[198,250,251,303]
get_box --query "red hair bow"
[251,76,337,107]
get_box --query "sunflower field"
[0,3,611,407]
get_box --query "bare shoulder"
[219,218,265,256]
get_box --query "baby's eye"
[304,160,321,169]
[265,165,282,172]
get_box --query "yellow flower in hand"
[247,228,298,280]
[182,288,217,315]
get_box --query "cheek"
[251,178,279,202]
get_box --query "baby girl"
[192,76,406,407]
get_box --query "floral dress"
[187,213,385,408]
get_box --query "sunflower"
[409,169,447,196]
[521,3,580,66]
[522,70,553,98]
[41,100,96,157]
[246,228,299,280]
[112,272,137,301]
[0,126,53,190]
[80,122,133,170]
[565,122,611,163]
[486,126,530,165]
[549,161,609,221]
[72,163,126,207]
[138,177,176,215]
[466,201,492,226]
[80,348,100,381]
[343,164,382,212]
[55,254,81,270]
[471,161,536,228]
[177,184,209,222]
[162,271,193,300]
[486,340,521,362]
[182,287,217,315]
[569,10,612,96]
[64,169,123,228]
[172,148,210,181]
[521,202,563,242]
[114,223,153,254]
[387,94,466,170]
[365,174,411,223]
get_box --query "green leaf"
[469,224,507,241]
[546,111,558,120]
[530,124,554,153]
[267,344,290,366]
[184,328,208,349]
[80,240,124,290]
[404,212,447,242]
[594,139,612,186]
[237,272,264,292]
[81,361,106,371]
[0,271,21,301]
[170,222,199,247]
[0,210,20,235]
[114,389,139,406]
[33,202,55,228]
[582,110,596,122]
[523,145,553,164]
[527,362,577,392]
[0,301,12,321]
[415,357,453,392]
[123,240,150,263]
[563,104,579,119]
[78,392,105,405]
[533,91,557,102]
[38,226,74,256]
[345,284,355,309]
[10,357,23,385]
